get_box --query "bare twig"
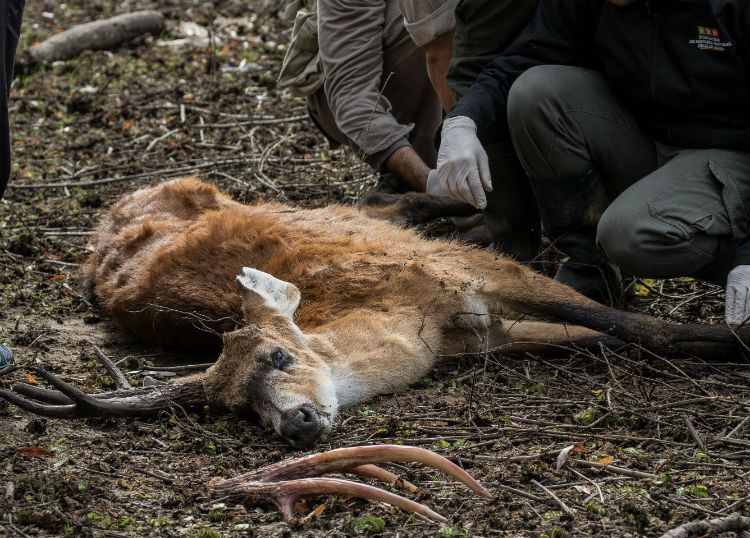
[531,479,576,516]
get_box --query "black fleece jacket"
[451,0,750,152]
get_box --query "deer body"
[65,178,743,447]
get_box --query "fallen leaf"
[557,443,587,469]
[596,456,615,465]
[634,278,656,297]
[17,446,55,458]
[298,503,326,525]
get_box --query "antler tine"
[0,364,17,378]
[0,389,79,418]
[209,445,491,523]
[232,445,491,499]
[0,363,209,418]
[209,476,447,523]
[13,383,74,405]
[350,464,418,493]
[91,345,131,390]
[34,367,114,410]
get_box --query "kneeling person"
[398,0,541,260]
[280,0,442,193]
[438,0,750,323]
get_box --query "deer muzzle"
[279,403,330,448]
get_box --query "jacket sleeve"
[317,0,413,166]
[397,0,458,47]
[713,0,750,51]
[449,0,598,145]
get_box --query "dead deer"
[1,177,746,451]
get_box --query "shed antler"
[209,445,492,523]
[0,346,207,418]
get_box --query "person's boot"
[529,167,623,306]
[552,233,623,306]
[0,343,13,372]
[482,157,542,262]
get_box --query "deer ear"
[236,267,301,318]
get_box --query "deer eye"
[270,349,292,370]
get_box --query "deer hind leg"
[440,318,622,357]
[476,258,746,359]
[359,192,479,226]
[491,319,624,354]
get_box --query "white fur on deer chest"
[453,281,493,330]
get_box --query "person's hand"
[725,265,750,326]
[436,116,492,209]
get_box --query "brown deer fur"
[79,178,745,447]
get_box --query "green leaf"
[438,527,467,538]
[194,530,221,538]
[688,484,710,498]
[528,383,545,395]
[435,438,451,449]
[349,515,386,534]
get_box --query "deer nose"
[280,404,327,448]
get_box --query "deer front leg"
[359,192,479,226]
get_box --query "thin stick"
[725,415,750,439]
[568,467,604,504]
[530,479,576,516]
[139,363,214,373]
[682,415,706,452]
[145,129,179,152]
[9,158,247,189]
[573,460,656,480]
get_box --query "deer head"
[202,267,338,448]
[0,268,339,449]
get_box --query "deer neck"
[308,319,441,408]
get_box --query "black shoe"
[0,343,14,372]
[556,258,623,306]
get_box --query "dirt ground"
[1,2,749,537]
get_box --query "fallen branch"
[25,11,165,66]
[659,513,750,538]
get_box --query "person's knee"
[597,203,659,276]
[507,66,560,134]
[508,65,599,132]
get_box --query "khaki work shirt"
[317,0,417,164]
[397,0,458,47]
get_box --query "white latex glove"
[425,169,445,197]
[725,265,750,326]
[436,116,492,209]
